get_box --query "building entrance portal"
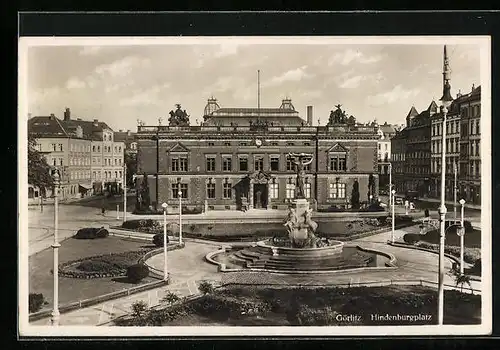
[253,184,268,209]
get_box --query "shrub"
[131,300,149,318]
[126,264,150,283]
[152,233,170,247]
[74,227,109,239]
[182,207,203,215]
[75,260,123,275]
[122,219,160,230]
[360,203,385,212]
[199,281,214,294]
[403,233,420,245]
[162,291,180,305]
[318,206,344,213]
[395,215,414,224]
[29,293,45,313]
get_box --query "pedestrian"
[101,205,106,216]
[424,208,430,217]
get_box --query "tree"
[28,135,54,212]
[450,268,474,294]
[350,180,360,209]
[124,152,137,188]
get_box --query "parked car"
[394,197,404,205]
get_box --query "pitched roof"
[406,106,419,119]
[427,100,439,112]
[28,115,113,140]
[28,116,68,138]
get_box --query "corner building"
[136,99,379,211]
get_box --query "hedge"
[29,293,46,313]
[74,227,109,239]
[122,219,160,230]
[127,264,150,283]
[153,233,170,247]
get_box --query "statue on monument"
[287,153,313,199]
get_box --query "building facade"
[391,103,434,197]
[136,100,379,212]
[28,108,125,199]
[375,122,399,191]
[430,85,481,204]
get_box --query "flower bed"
[58,248,153,279]
[114,284,481,326]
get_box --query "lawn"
[420,227,481,248]
[115,284,481,326]
[124,217,393,242]
[29,236,158,312]
[69,194,137,212]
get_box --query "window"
[172,158,179,172]
[206,182,215,199]
[59,144,63,151]
[115,159,118,165]
[286,183,295,199]
[224,142,231,146]
[378,144,381,150]
[208,142,215,146]
[239,142,248,146]
[329,183,346,199]
[172,183,188,199]
[239,157,248,171]
[206,157,216,172]
[223,183,232,199]
[92,145,95,152]
[52,144,56,151]
[384,144,388,151]
[476,161,480,176]
[476,140,480,156]
[254,156,264,171]
[180,157,188,172]
[270,142,279,146]
[269,183,279,199]
[470,121,475,135]
[476,120,480,135]
[270,156,280,171]
[304,162,311,171]
[93,171,96,179]
[329,154,347,171]
[53,158,56,166]
[115,171,118,178]
[446,122,449,134]
[119,171,122,178]
[304,142,311,146]
[97,146,101,152]
[287,142,295,146]
[304,183,311,198]
[286,158,294,171]
[222,157,232,171]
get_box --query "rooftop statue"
[328,104,348,125]
[168,104,190,127]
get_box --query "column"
[248,179,254,209]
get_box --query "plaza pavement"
[28,225,482,326]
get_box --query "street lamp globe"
[162,202,168,209]
[459,199,466,205]
[391,189,396,195]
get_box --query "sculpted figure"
[287,153,314,199]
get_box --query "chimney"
[472,83,475,92]
[306,106,313,126]
[64,108,71,121]
[127,130,131,136]
[50,113,55,120]
[457,89,462,99]
[119,129,123,132]
[93,119,98,126]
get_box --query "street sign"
[456,227,465,236]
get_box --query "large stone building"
[28,108,125,200]
[374,121,400,190]
[391,103,435,197]
[135,99,380,212]
[430,85,481,204]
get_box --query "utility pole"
[454,161,457,220]
[123,162,127,223]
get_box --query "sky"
[24,38,482,132]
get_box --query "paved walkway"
[28,224,482,326]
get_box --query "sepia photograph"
[18,35,491,337]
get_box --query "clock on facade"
[255,139,262,147]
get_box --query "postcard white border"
[18,35,492,337]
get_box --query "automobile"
[379,189,389,196]
[406,190,419,200]
[394,197,404,205]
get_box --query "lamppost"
[454,161,458,220]
[151,129,159,211]
[437,44,453,325]
[391,189,396,244]
[161,202,168,282]
[388,162,392,209]
[177,178,183,245]
[51,170,61,326]
[123,162,127,223]
[459,199,466,274]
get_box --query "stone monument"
[284,153,320,248]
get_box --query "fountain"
[207,153,393,273]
